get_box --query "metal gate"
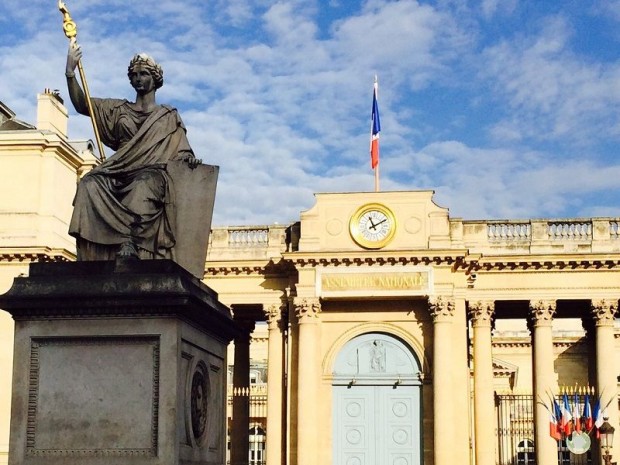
[495,394,593,465]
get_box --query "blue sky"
[1,0,619,226]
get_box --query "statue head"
[127,53,164,90]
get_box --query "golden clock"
[349,203,396,249]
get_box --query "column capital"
[468,300,495,327]
[528,300,556,328]
[233,318,255,343]
[590,299,619,326]
[264,303,287,330]
[293,297,321,324]
[429,295,455,323]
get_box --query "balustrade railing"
[228,228,269,247]
[487,222,531,241]
[228,384,268,396]
[209,218,620,257]
[547,221,592,240]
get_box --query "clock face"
[350,203,396,249]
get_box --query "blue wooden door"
[332,333,422,465]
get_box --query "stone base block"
[0,259,241,465]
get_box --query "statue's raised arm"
[65,42,89,116]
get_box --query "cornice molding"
[0,248,74,263]
[206,250,620,275]
[0,133,88,170]
[461,255,620,272]
[205,259,295,277]
[491,337,590,349]
[284,251,466,268]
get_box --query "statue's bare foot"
[117,240,139,259]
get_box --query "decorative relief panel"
[369,340,387,373]
[333,333,422,381]
[26,336,159,457]
[190,361,210,442]
[181,342,224,454]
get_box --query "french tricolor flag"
[370,78,381,169]
[561,393,573,435]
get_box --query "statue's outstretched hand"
[183,154,202,169]
[66,41,81,76]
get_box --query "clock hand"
[373,218,387,228]
[367,216,377,230]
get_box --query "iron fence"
[496,393,593,465]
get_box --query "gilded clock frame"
[349,203,397,249]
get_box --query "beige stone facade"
[0,92,96,465]
[209,193,620,465]
[1,95,619,465]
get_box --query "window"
[250,370,260,384]
[249,425,266,465]
[517,439,535,465]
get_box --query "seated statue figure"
[65,43,202,260]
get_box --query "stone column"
[468,300,496,465]
[294,298,320,465]
[264,303,286,465]
[591,299,620,454]
[429,296,455,465]
[528,300,557,465]
[230,318,255,465]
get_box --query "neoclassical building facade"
[1,94,619,465]
[208,192,620,465]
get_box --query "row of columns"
[230,296,322,465]
[231,296,618,465]
[468,298,619,465]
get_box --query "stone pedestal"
[0,259,241,465]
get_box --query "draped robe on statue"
[69,98,194,260]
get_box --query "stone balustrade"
[461,218,620,254]
[228,384,268,396]
[206,218,620,259]
[206,224,296,261]
[226,384,268,419]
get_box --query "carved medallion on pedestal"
[190,362,209,441]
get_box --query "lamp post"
[599,417,615,465]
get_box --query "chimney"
[36,88,68,137]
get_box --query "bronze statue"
[65,42,202,261]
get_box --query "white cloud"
[481,16,620,145]
[1,0,619,227]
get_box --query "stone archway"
[332,332,423,465]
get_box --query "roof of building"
[0,100,36,131]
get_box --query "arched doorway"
[332,332,423,465]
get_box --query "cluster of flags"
[546,389,611,440]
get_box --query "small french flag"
[370,78,381,169]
